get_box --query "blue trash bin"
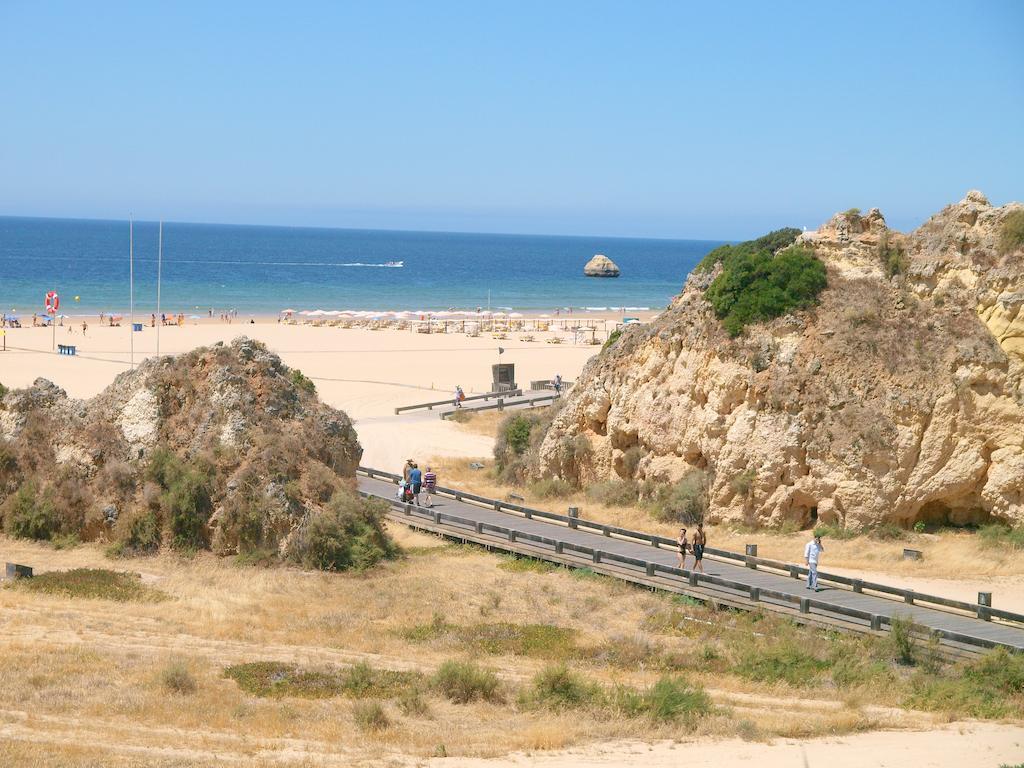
[132,323,143,332]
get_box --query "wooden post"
[799,598,810,614]
[904,590,915,604]
[870,614,882,631]
[645,562,655,577]
[853,579,863,593]
[749,586,760,602]
[745,544,758,569]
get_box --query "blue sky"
[1,1,1021,239]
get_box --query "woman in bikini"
[676,527,689,570]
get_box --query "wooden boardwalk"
[358,472,1024,656]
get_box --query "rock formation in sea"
[0,337,365,556]
[539,192,1024,529]
[584,254,621,277]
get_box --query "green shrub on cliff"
[999,210,1024,255]
[147,448,214,551]
[702,232,827,336]
[2,481,58,540]
[288,492,397,571]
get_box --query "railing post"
[870,614,882,631]
[645,562,655,577]
[494,501,502,511]
[569,518,578,529]
[592,550,602,564]
[853,579,863,593]
[788,565,800,579]
[498,398,504,410]
[749,586,760,602]
[509,530,516,543]
[745,544,758,569]
[555,542,564,555]
[799,598,810,614]
[433,511,441,524]
[524,510,532,519]
[904,590,915,605]
[978,592,992,621]
[602,526,610,537]
[475,522,483,534]
[688,572,698,587]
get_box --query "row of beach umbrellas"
[283,309,527,319]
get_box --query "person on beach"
[408,463,423,506]
[150,313,156,327]
[81,321,87,335]
[676,527,689,569]
[454,385,465,408]
[804,534,824,591]
[692,523,706,573]
[423,466,437,508]
[553,373,562,394]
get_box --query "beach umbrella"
[509,312,524,318]
[189,315,201,319]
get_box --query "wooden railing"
[438,392,560,420]
[357,467,1024,635]
[394,389,523,414]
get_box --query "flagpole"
[129,216,134,369]
[156,220,162,358]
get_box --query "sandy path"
[428,723,1024,768]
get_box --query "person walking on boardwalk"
[804,533,824,591]
[692,523,706,573]
[676,527,689,569]
[403,459,414,485]
[423,466,437,508]
[453,385,465,408]
[553,374,562,395]
[408,462,423,506]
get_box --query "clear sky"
[1,1,1021,239]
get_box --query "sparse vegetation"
[431,660,501,704]
[161,660,198,695]
[813,523,858,541]
[528,477,575,499]
[645,470,708,524]
[729,469,756,498]
[493,407,560,484]
[14,568,169,602]
[998,209,1024,254]
[701,231,827,336]
[404,619,578,660]
[224,660,421,699]
[352,700,390,731]
[602,328,623,350]
[525,664,602,710]
[877,231,909,277]
[289,367,316,394]
[586,479,640,506]
[978,522,1024,550]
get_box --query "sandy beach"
[0,314,628,470]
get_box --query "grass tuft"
[352,700,390,731]
[431,660,501,704]
[224,661,421,699]
[161,660,198,695]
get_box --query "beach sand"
[0,316,610,470]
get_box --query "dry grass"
[0,525,1011,766]
[449,409,508,438]
[427,454,1024,582]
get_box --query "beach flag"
[498,346,505,355]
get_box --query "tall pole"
[156,220,162,358]
[129,216,134,369]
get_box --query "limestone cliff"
[539,192,1024,529]
[0,337,362,554]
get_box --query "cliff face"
[0,337,362,553]
[539,192,1024,529]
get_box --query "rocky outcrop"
[584,254,621,277]
[539,192,1024,530]
[0,337,362,553]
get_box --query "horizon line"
[0,212,736,245]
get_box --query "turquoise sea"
[0,217,724,316]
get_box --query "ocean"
[0,216,724,316]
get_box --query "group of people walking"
[676,524,707,572]
[399,459,437,507]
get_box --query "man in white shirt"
[804,534,824,591]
